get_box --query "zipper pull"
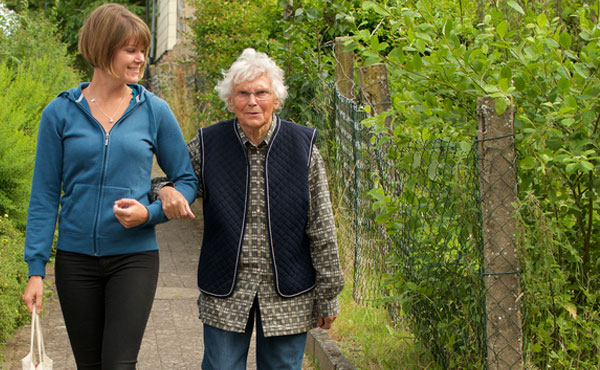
[105,132,109,146]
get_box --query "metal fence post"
[476,97,524,369]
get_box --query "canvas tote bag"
[22,305,53,370]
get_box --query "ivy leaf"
[507,1,525,15]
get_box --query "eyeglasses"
[234,90,272,102]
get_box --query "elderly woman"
[154,48,345,369]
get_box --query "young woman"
[22,4,197,369]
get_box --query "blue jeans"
[202,298,307,370]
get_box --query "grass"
[328,282,435,369]
[328,195,435,369]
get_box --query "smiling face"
[111,38,145,84]
[228,74,280,142]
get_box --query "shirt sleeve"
[145,98,198,225]
[24,104,63,278]
[149,133,204,202]
[306,145,345,318]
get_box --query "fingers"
[113,199,149,228]
[158,187,193,219]
[317,315,337,330]
[184,202,195,219]
[23,276,44,314]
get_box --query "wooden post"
[357,63,392,115]
[477,97,523,370]
[334,37,354,100]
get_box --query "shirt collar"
[236,114,278,147]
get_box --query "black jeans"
[55,249,159,370]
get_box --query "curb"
[306,328,356,370]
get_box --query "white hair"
[215,48,288,108]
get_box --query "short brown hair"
[78,3,151,78]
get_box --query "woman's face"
[111,38,145,83]
[228,74,280,134]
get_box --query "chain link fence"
[307,82,523,368]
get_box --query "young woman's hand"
[113,198,149,228]
[23,276,44,313]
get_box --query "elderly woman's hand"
[158,186,195,220]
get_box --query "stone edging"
[305,328,356,370]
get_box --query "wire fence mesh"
[306,83,523,368]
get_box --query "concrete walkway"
[2,176,353,370]
[2,203,214,369]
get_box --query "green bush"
[0,214,28,360]
[348,0,599,367]
[0,12,80,228]
[189,0,278,124]
[0,6,78,357]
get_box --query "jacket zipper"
[75,98,140,255]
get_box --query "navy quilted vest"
[197,118,318,297]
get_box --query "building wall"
[155,0,177,60]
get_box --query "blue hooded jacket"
[24,83,198,277]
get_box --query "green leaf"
[500,66,512,80]
[497,20,508,39]
[579,161,594,172]
[427,159,438,180]
[412,53,423,71]
[415,39,426,54]
[442,18,454,37]
[362,1,387,16]
[520,156,537,170]
[559,31,572,49]
[495,97,508,115]
[405,282,418,291]
[560,118,575,127]
[499,78,510,93]
[537,13,548,27]
[566,163,578,173]
[557,77,571,91]
[412,152,422,169]
[507,1,525,15]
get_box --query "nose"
[247,93,258,105]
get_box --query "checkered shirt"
[152,116,344,337]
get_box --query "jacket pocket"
[97,186,132,236]
[59,184,132,236]
[60,183,99,235]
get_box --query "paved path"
[1,165,340,369]
[2,202,219,369]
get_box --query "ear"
[227,97,235,111]
[273,98,280,111]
